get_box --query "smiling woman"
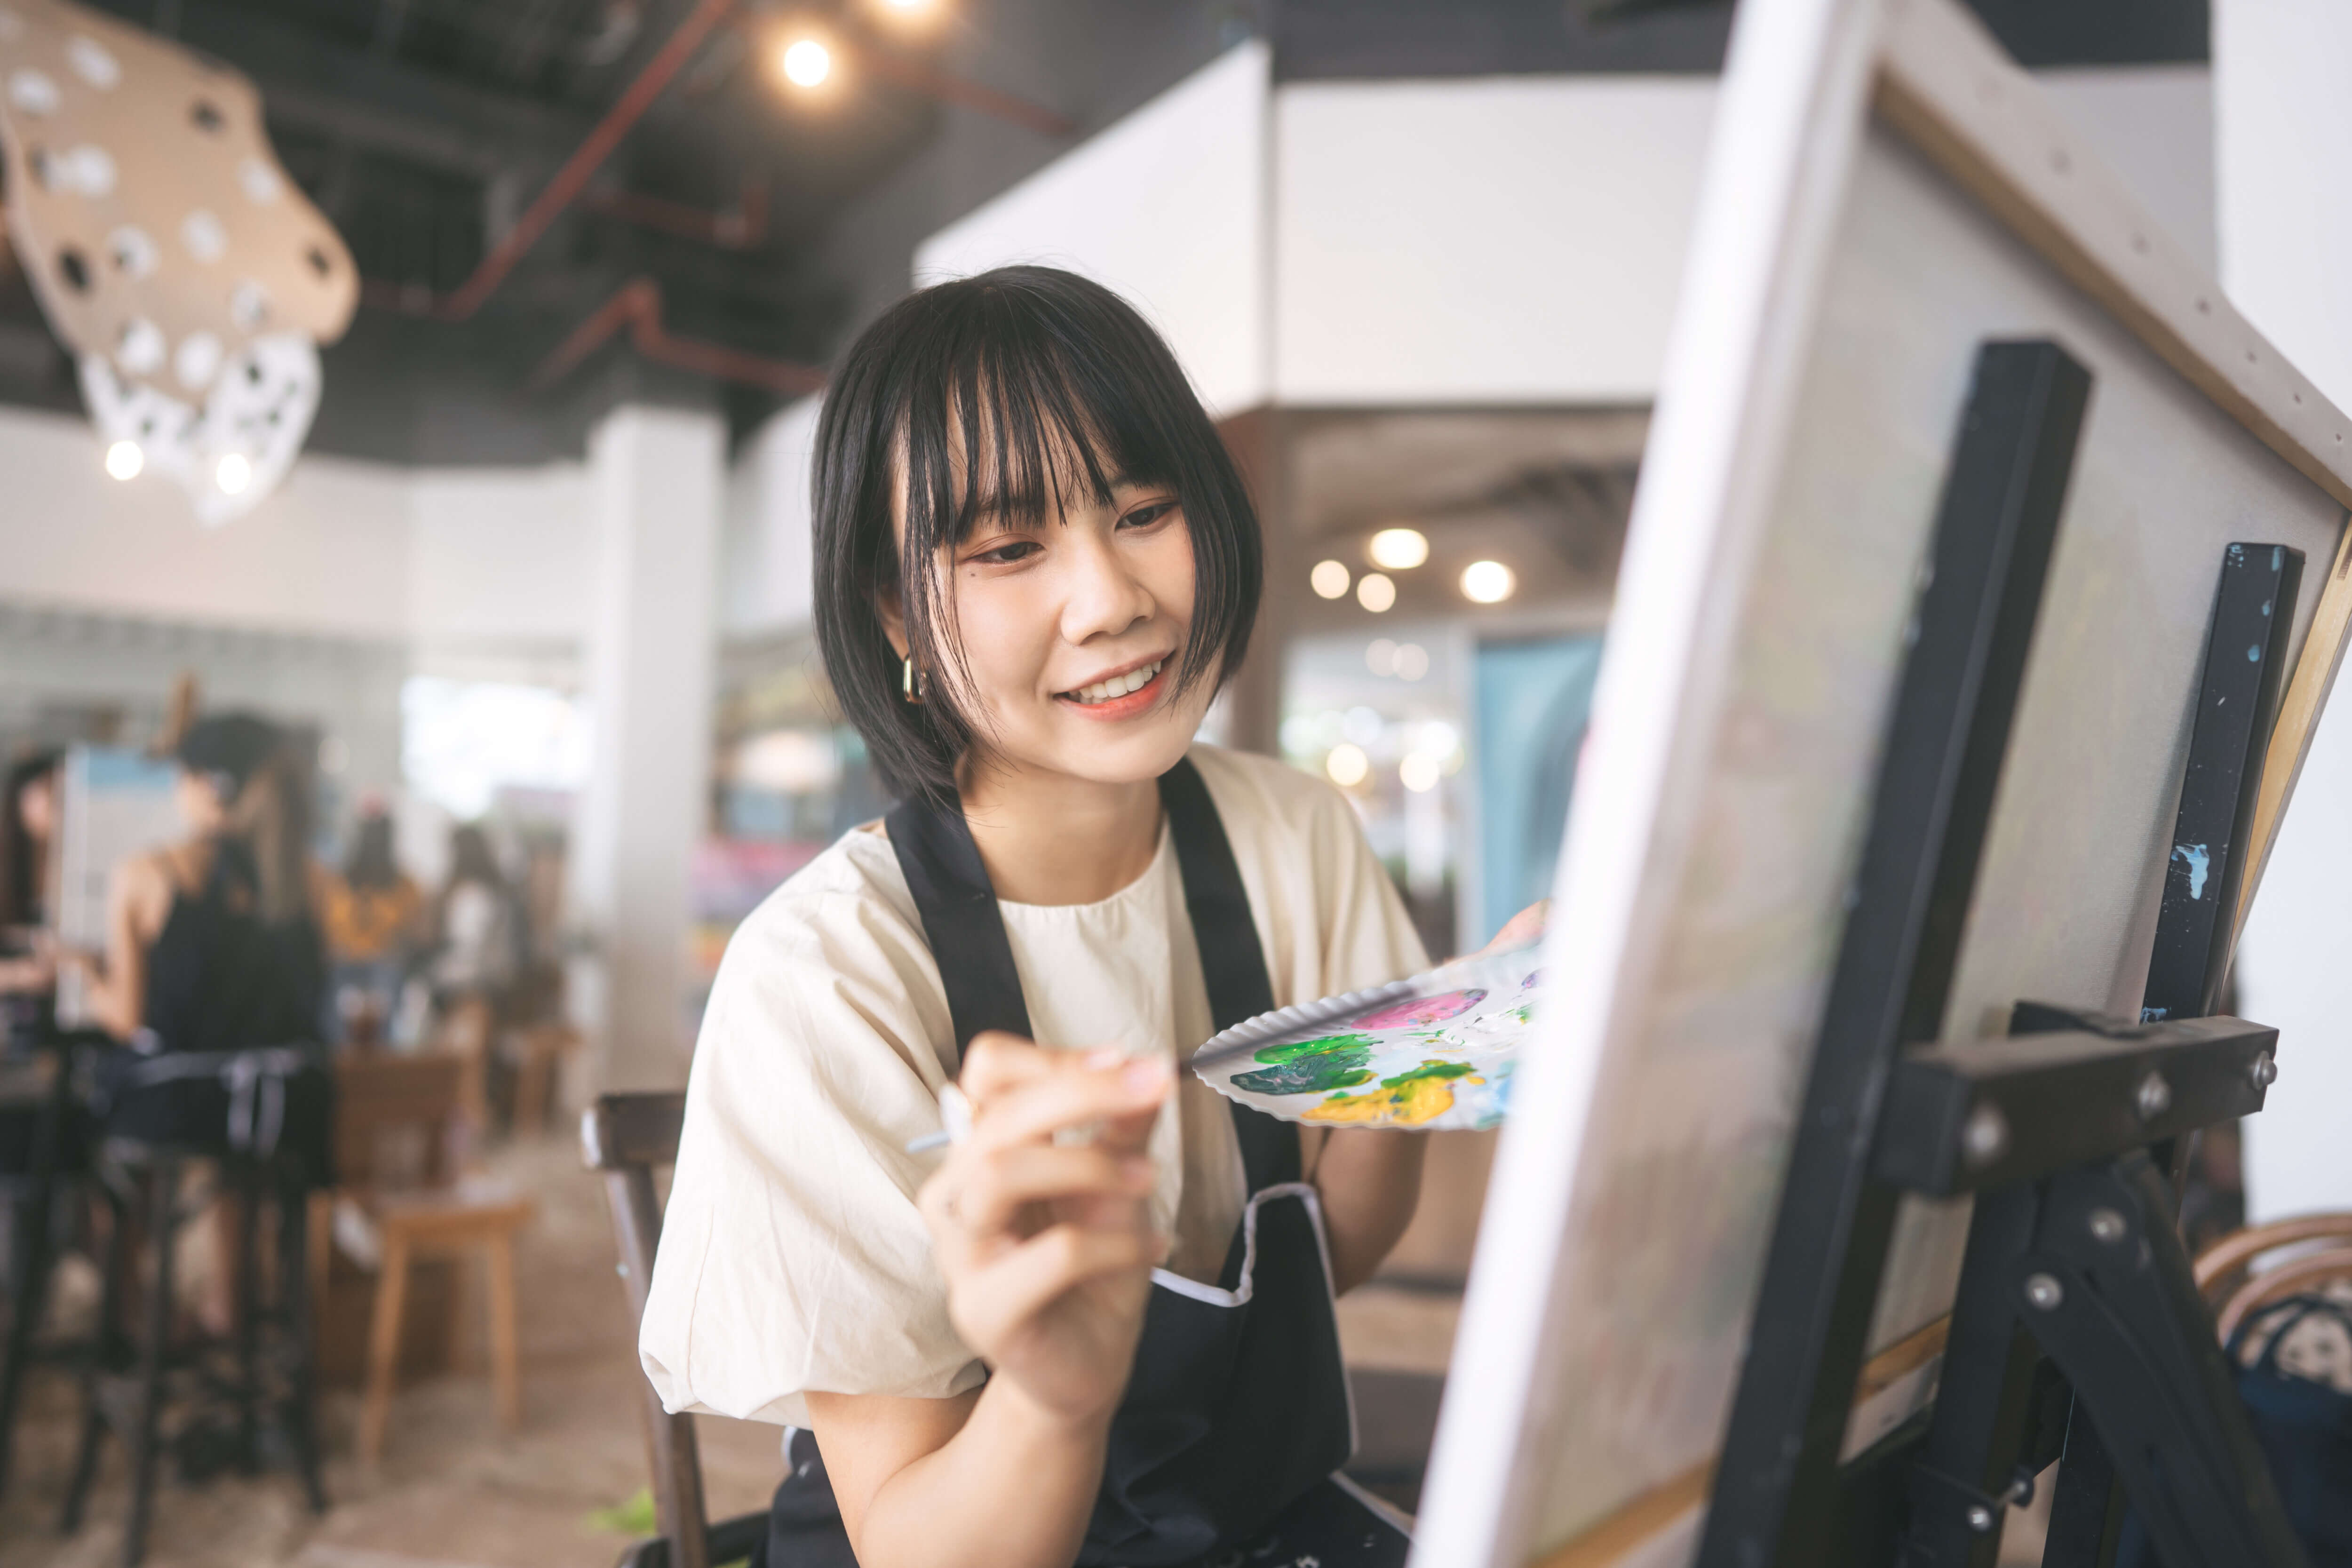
[812,265,1262,806]
[639,265,1494,1568]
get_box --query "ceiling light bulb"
[104,439,143,480]
[1357,572,1396,613]
[1461,559,1516,604]
[1367,527,1429,571]
[1325,743,1369,788]
[1310,559,1350,599]
[215,452,252,495]
[1400,752,1442,794]
[782,38,832,87]
[880,0,934,11]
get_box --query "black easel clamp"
[1873,1011,2277,1196]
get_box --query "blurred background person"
[0,749,63,1025]
[61,714,324,1059]
[429,823,518,1026]
[318,798,423,1048]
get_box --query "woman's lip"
[1058,652,1174,693]
[1057,661,1170,721]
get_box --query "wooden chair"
[321,1051,535,1466]
[582,1092,767,1568]
[508,1022,582,1136]
[2193,1210,2352,1345]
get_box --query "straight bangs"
[814,266,1263,803]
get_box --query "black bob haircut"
[812,265,1263,804]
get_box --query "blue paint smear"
[2229,543,2245,565]
[2174,843,2211,900]
[2249,645,2263,661]
[2264,599,2274,617]
[2275,546,2285,571]
[2142,1006,2170,1023]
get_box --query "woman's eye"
[1120,501,1177,529]
[970,539,1040,566]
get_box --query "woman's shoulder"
[716,824,922,975]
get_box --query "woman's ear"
[874,584,911,661]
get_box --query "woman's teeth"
[1067,660,1164,706]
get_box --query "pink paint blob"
[1349,987,1488,1030]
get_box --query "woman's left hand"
[1475,899,1549,958]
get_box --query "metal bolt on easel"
[2087,1207,2128,1244]
[2023,1272,2065,1311]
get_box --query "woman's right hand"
[918,1032,1171,1427]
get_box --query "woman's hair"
[433,823,505,947]
[812,265,1264,802]
[177,713,312,925]
[345,810,399,891]
[1,748,64,928]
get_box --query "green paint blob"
[1379,1059,1476,1090]
[1233,1046,1375,1095]
[1255,1032,1376,1066]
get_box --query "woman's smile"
[1057,654,1170,718]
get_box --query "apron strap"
[884,755,1300,1192]
[1157,758,1299,1192]
[884,790,1034,1050]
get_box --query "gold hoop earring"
[902,655,925,705]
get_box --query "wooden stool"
[506,1022,581,1137]
[321,1052,533,1467]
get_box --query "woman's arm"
[810,1035,1172,1568]
[69,854,166,1039]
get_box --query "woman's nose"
[1060,530,1155,642]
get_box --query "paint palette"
[1190,945,1543,1131]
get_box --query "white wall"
[0,405,413,638]
[723,395,822,637]
[408,465,595,652]
[914,40,1271,417]
[1274,76,1716,406]
[2213,0,2352,1224]
[2040,67,2217,274]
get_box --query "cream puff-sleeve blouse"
[639,744,1429,1427]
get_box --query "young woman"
[319,802,424,1043]
[641,267,1541,1568]
[0,749,63,1012]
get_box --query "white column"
[2215,0,2352,1222]
[570,404,724,1091]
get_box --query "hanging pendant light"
[0,0,355,525]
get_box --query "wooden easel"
[1697,338,2313,1568]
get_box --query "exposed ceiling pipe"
[528,275,825,395]
[368,0,742,322]
[582,171,769,248]
[845,39,1074,138]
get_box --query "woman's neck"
[959,754,1164,906]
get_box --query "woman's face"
[889,467,1215,791]
[16,772,55,842]
[174,769,227,834]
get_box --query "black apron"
[757,757,1409,1568]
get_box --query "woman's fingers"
[1480,899,1550,956]
[929,1145,1153,1242]
[951,1222,1167,1345]
[969,1056,1170,1152]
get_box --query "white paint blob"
[230,279,270,329]
[180,208,227,263]
[115,317,165,374]
[237,157,281,204]
[105,224,157,277]
[55,143,115,197]
[6,66,57,115]
[174,331,223,390]
[64,35,118,88]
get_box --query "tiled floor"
[2,1135,1474,1568]
[0,1137,780,1568]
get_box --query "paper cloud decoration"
[0,0,356,524]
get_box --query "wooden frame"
[1409,1,2352,1565]
[581,1093,768,1568]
